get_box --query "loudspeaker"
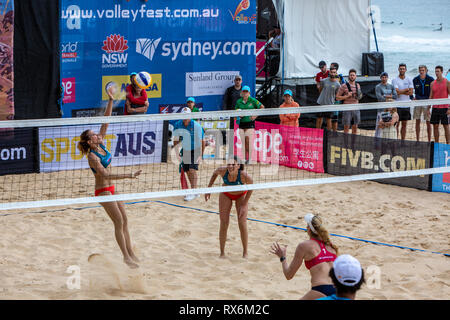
[362,52,384,76]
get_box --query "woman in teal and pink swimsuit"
[271,213,339,299]
[205,156,253,259]
[77,91,142,269]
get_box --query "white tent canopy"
[273,0,371,78]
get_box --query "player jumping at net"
[77,91,142,269]
[270,213,339,300]
[205,156,253,259]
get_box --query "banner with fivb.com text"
[327,132,432,190]
[60,0,256,117]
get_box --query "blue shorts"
[312,284,336,296]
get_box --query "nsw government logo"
[136,38,161,61]
[102,34,128,68]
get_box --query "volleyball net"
[0,98,449,210]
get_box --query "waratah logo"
[102,34,128,53]
[136,38,161,61]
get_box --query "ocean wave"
[378,35,450,52]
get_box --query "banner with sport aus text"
[38,121,164,173]
[0,0,13,121]
[60,0,256,117]
[234,121,325,173]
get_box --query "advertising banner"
[0,0,13,120]
[0,128,36,176]
[327,133,431,190]
[234,121,324,173]
[38,121,164,173]
[60,0,256,117]
[431,143,450,193]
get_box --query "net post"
[161,120,169,163]
[428,141,435,192]
[323,128,329,174]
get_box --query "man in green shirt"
[235,86,264,163]
[186,97,200,112]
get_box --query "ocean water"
[370,0,450,78]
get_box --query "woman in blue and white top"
[78,91,142,269]
[205,156,253,259]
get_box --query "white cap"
[304,213,317,234]
[181,107,191,114]
[333,254,362,286]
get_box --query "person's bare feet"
[130,254,140,263]
[124,258,139,269]
[219,253,226,259]
[242,253,248,259]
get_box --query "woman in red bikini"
[271,213,339,299]
[124,72,149,115]
[78,91,142,269]
[205,156,253,258]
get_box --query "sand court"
[0,176,448,299]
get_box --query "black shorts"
[430,108,449,125]
[316,112,338,121]
[397,107,411,121]
[181,148,201,171]
[239,120,255,129]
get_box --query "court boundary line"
[2,198,448,258]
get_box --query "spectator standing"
[268,26,281,49]
[336,69,362,134]
[429,65,450,144]
[412,65,434,142]
[186,97,200,112]
[375,72,398,138]
[172,107,206,201]
[329,62,345,131]
[279,89,300,127]
[124,72,149,115]
[392,63,414,140]
[235,86,265,164]
[316,67,340,131]
[315,61,329,92]
[222,75,243,156]
[316,254,365,300]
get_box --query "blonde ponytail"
[311,215,339,255]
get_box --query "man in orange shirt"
[279,89,300,127]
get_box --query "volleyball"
[134,71,152,89]
[105,81,117,96]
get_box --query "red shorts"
[95,185,115,197]
[223,191,247,201]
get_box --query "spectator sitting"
[279,89,300,127]
[125,72,149,115]
[378,107,399,139]
[317,254,365,300]
[375,72,398,138]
